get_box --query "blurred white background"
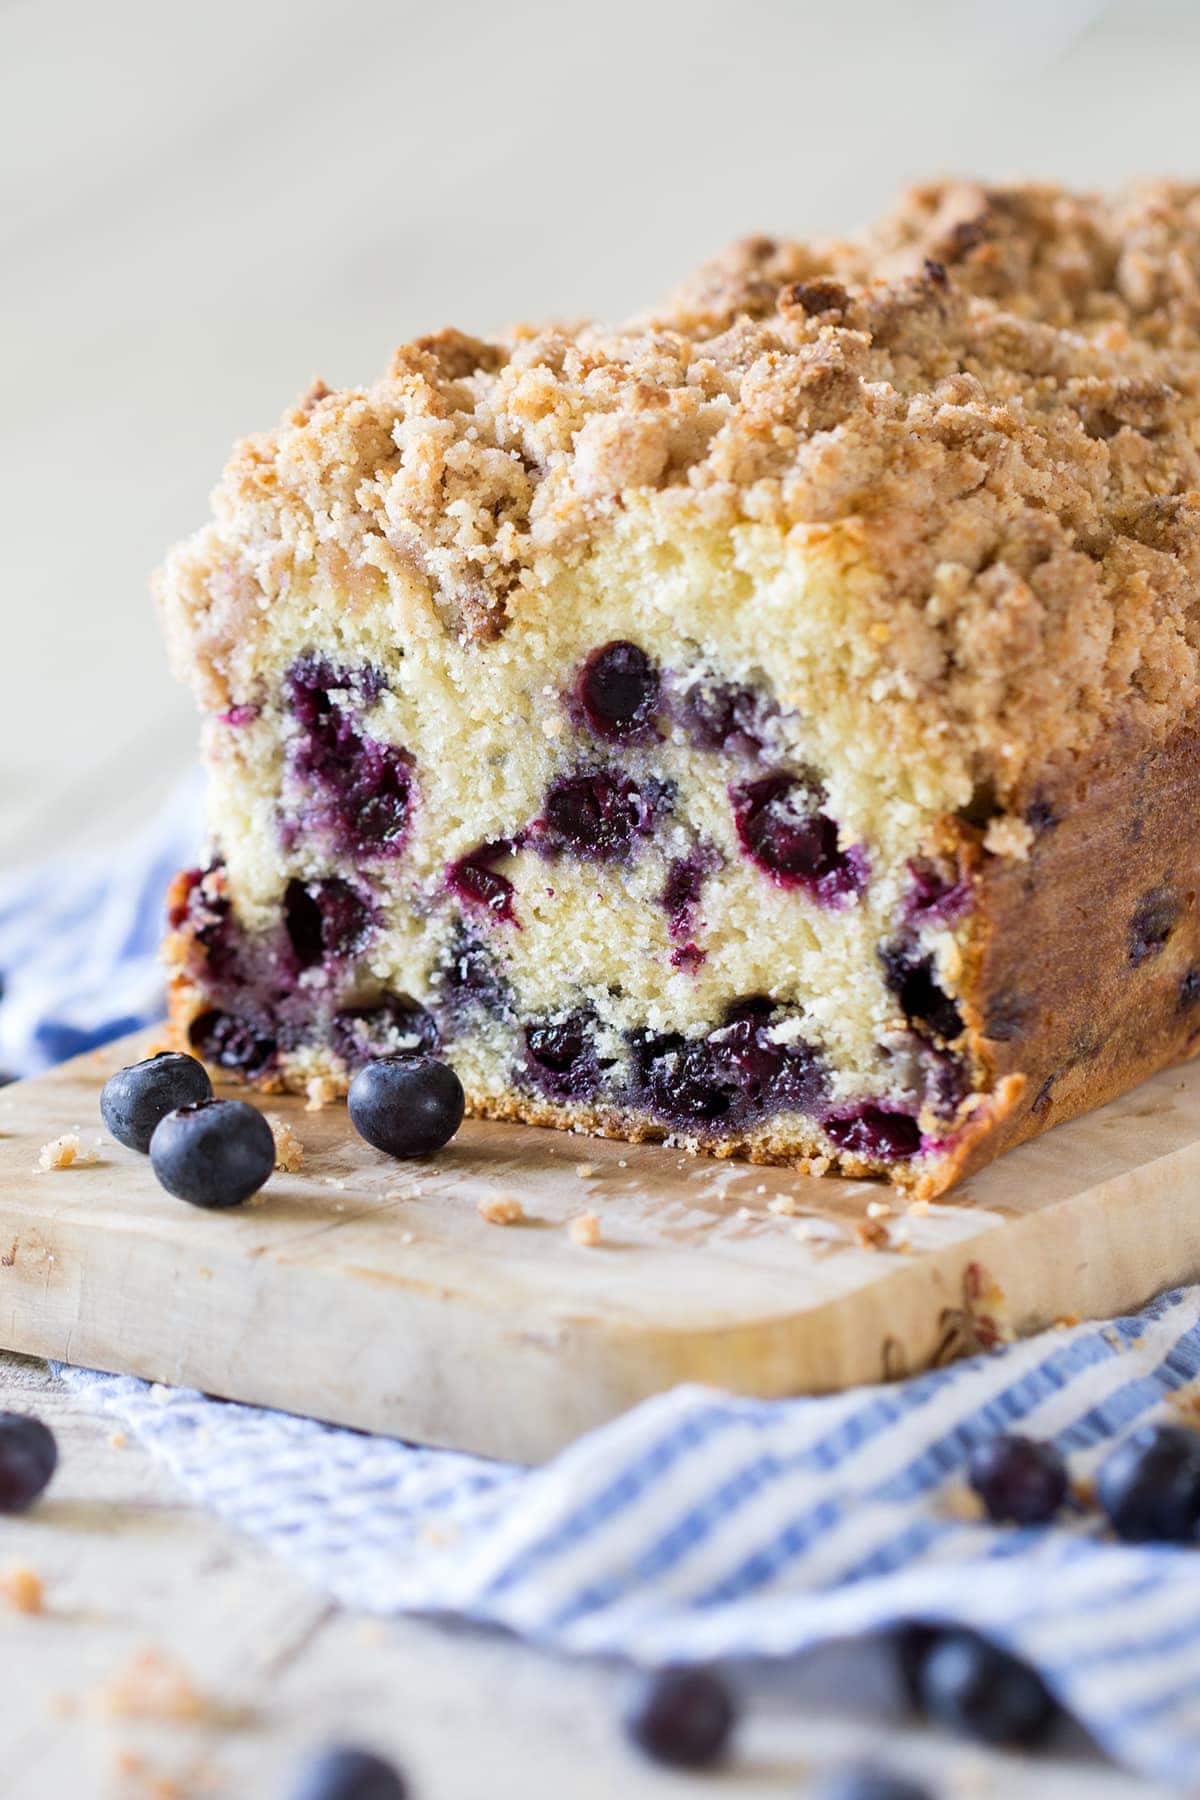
[4,0,1198,864]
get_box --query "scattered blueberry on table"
[622,1665,736,1769]
[903,1626,1057,1747]
[149,1098,275,1207]
[0,1412,58,1512]
[100,1051,213,1152]
[348,1055,465,1158]
[1096,1422,1200,1542]
[288,1743,407,1800]
[966,1432,1068,1525]
[813,1764,934,1800]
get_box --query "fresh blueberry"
[911,1629,1057,1746]
[100,1052,214,1153]
[575,640,660,740]
[813,1765,933,1800]
[622,1666,735,1769]
[1096,1423,1200,1543]
[348,1055,465,1158]
[149,1099,275,1208]
[967,1433,1068,1525]
[288,1743,407,1800]
[0,1413,57,1513]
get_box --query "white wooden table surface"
[4,0,1199,1792]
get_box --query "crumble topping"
[567,1211,601,1247]
[159,180,1200,809]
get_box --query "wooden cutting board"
[0,1031,1198,1462]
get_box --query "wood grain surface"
[1,1031,1198,1462]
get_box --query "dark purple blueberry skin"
[1096,1423,1200,1543]
[348,1056,464,1159]
[879,942,963,1044]
[283,878,375,968]
[1129,885,1180,967]
[574,641,660,741]
[189,1011,278,1079]
[288,1743,407,1800]
[911,1629,1057,1747]
[813,1766,933,1800]
[285,655,412,857]
[0,1414,57,1513]
[524,1012,602,1101]
[101,1052,214,1154]
[730,774,865,903]
[447,844,517,925]
[331,998,439,1069]
[622,1667,736,1769]
[903,858,973,926]
[966,1434,1068,1526]
[436,928,511,1024]
[823,1106,922,1161]
[632,1003,827,1132]
[149,1099,276,1208]
[675,677,771,754]
[534,770,669,862]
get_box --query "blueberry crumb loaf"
[157,180,1200,1197]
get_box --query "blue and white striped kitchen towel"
[7,783,1200,1784]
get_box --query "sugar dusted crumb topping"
[568,1211,601,1247]
[267,1114,305,1173]
[160,180,1200,810]
[477,1193,525,1226]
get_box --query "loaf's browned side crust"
[940,715,1200,1193]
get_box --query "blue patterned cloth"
[8,789,1200,1783]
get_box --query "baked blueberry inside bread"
[157,180,1200,1196]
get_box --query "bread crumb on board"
[305,1075,339,1112]
[1,1562,44,1614]
[478,1193,525,1226]
[855,1216,891,1251]
[90,1649,209,1723]
[36,1131,100,1172]
[267,1115,304,1173]
[567,1211,601,1247]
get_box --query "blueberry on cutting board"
[149,1098,274,1207]
[348,1055,464,1158]
[101,1051,212,1152]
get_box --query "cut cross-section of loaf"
[157,179,1200,1197]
